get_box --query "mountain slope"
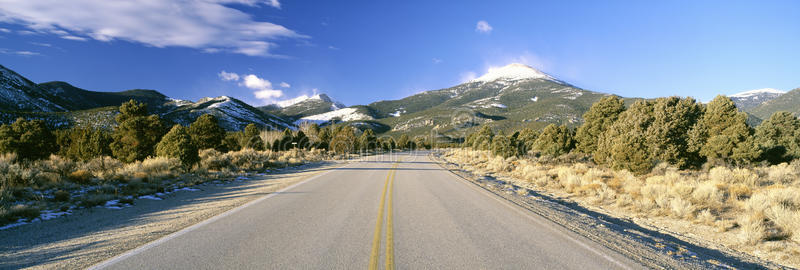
[729,88,785,111]
[749,88,800,119]
[365,63,611,137]
[0,64,292,130]
[260,94,344,120]
[162,96,294,131]
[1,64,174,112]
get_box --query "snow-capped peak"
[470,63,556,83]
[274,93,342,108]
[729,88,785,98]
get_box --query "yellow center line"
[385,162,396,270]
[369,163,395,270]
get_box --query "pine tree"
[690,95,760,164]
[330,126,357,154]
[491,131,515,158]
[755,111,800,163]
[294,130,310,149]
[645,97,703,169]
[0,118,57,160]
[222,132,242,152]
[359,129,377,151]
[188,114,226,151]
[111,100,165,163]
[242,124,265,150]
[66,127,112,161]
[471,125,494,150]
[316,127,331,150]
[397,134,410,150]
[515,128,539,155]
[595,100,654,174]
[575,96,625,154]
[532,124,575,157]
[156,125,199,167]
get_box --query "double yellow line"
[368,162,398,270]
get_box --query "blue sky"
[0,0,798,106]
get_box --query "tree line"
[466,95,800,174]
[0,100,434,167]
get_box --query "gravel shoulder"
[0,161,346,270]
[430,152,785,270]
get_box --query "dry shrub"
[0,154,26,188]
[80,156,124,181]
[37,155,75,177]
[68,170,93,184]
[0,204,40,223]
[199,149,230,171]
[225,149,273,171]
[670,197,695,219]
[767,163,797,184]
[739,213,766,244]
[118,157,181,180]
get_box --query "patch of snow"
[297,107,373,123]
[139,195,163,200]
[175,187,200,192]
[729,88,785,98]
[531,96,538,102]
[39,210,71,220]
[489,103,507,108]
[470,63,557,83]
[0,219,28,230]
[389,109,406,117]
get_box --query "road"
[92,151,641,269]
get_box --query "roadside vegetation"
[445,95,800,267]
[0,100,424,228]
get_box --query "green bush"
[111,100,166,163]
[0,118,57,160]
[156,125,199,167]
[533,124,575,157]
[189,114,226,151]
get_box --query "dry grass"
[443,149,800,267]
[0,148,331,227]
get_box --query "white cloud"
[459,71,477,83]
[279,82,291,88]
[475,20,492,34]
[432,58,442,64]
[0,48,41,56]
[218,70,240,81]
[0,0,305,56]
[0,28,9,33]
[240,74,283,102]
[328,45,339,50]
[61,35,87,41]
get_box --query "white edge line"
[431,153,634,270]
[88,162,349,270]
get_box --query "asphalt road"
[93,151,641,269]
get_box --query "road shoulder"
[0,161,345,269]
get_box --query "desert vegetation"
[0,100,413,228]
[447,95,800,266]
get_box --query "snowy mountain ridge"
[470,63,558,83]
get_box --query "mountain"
[749,88,800,120]
[361,63,611,138]
[1,64,173,112]
[163,96,294,131]
[729,88,785,111]
[260,93,345,120]
[0,64,290,131]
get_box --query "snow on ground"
[297,107,373,124]
[729,88,785,98]
[470,63,556,83]
[389,108,406,117]
[489,103,507,108]
[531,96,538,102]
[139,195,163,200]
